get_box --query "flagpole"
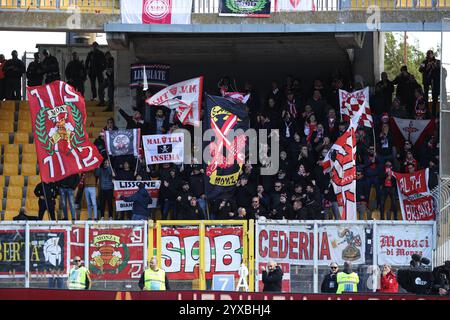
[372,126,377,154]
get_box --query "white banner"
[377,224,433,266]
[276,0,315,11]
[146,76,203,127]
[142,133,184,164]
[256,224,366,266]
[113,180,161,211]
[120,0,193,24]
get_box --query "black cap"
[411,254,422,262]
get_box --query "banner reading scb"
[27,81,103,183]
[113,180,161,211]
[158,226,244,280]
[393,169,436,221]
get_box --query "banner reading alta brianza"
[204,95,249,200]
[219,0,271,17]
[27,81,103,183]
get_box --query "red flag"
[27,81,103,183]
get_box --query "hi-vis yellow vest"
[336,272,359,294]
[68,266,89,290]
[144,268,166,291]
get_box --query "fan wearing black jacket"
[34,181,59,220]
[321,262,339,293]
[262,261,283,292]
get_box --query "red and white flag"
[120,0,193,24]
[146,76,203,127]
[393,169,436,221]
[390,117,435,148]
[322,108,364,220]
[220,87,250,104]
[339,87,373,128]
[275,0,316,12]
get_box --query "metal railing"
[1,0,450,13]
[432,178,450,266]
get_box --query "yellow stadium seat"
[5,198,22,213]
[9,175,24,187]
[0,120,14,133]
[4,153,19,164]
[0,111,14,121]
[4,144,19,155]
[21,163,37,176]
[25,198,40,213]
[0,176,4,188]
[18,111,30,120]
[17,122,32,133]
[14,133,30,144]
[80,211,89,221]
[19,101,29,110]
[22,153,37,165]
[28,175,41,187]
[3,163,18,176]
[7,186,23,199]
[0,133,10,144]
[22,144,36,155]
[0,101,16,112]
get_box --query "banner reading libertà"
[142,133,184,164]
[393,169,436,221]
[27,81,103,183]
[113,180,161,211]
[377,224,434,266]
[120,0,193,24]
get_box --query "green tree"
[384,32,426,82]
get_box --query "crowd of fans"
[1,44,441,222]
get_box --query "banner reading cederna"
[256,224,366,266]
[142,133,184,165]
[113,180,161,211]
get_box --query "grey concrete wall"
[352,32,378,86]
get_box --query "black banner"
[203,95,250,200]
[219,0,271,17]
[130,63,170,88]
[105,129,140,157]
[0,230,67,273]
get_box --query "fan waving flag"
[105,129,141,157]
[339,87,373,128]
[322,108,364,220]
[27,81,103,183]
[146,76,203,127]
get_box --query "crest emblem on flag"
[106,129,141,157]
[36,103,84,155]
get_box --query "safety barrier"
[0,219,438,293]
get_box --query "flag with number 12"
[27,81,103,183]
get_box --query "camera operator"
[432,260,450,296]
[397,254,433,295]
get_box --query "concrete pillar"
[352,32,380,87]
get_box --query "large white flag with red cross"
[339,87,373,128]
[322,108,364,220]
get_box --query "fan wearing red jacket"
[378,264,398,293]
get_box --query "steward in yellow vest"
[139,256,170,291]
[336,261,359,294]
[67,256,91,290]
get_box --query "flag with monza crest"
[204,94,249,200]
[27,81,103,183]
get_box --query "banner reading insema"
[158,226,244,280]
[377,224,433,266]
[256,224,366,266]
[113,180,161,211]
[393,168,436,221]
[143,133,184,164]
